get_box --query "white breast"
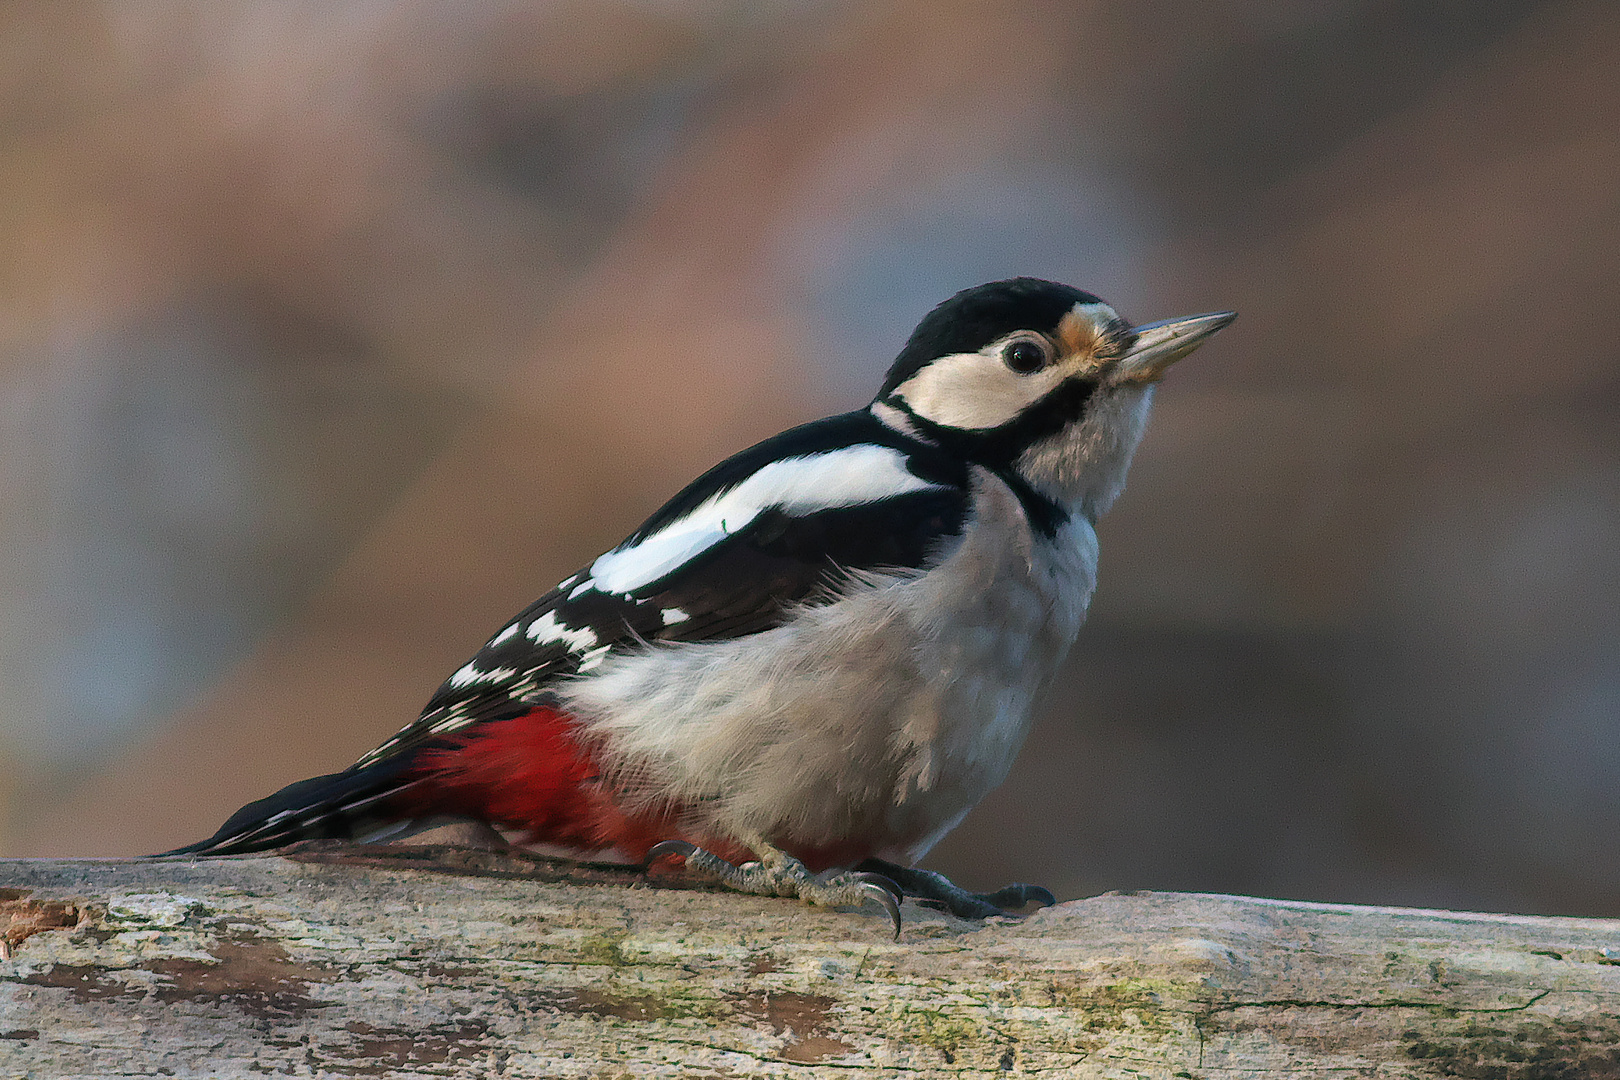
[558,467,1099,864]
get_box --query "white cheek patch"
[892,350,1067,431]
[589,445,943,595]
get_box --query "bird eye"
[1003,338,1051,374]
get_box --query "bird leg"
[646,838,903,939]
[854,858,1055,920]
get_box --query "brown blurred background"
[3,0,1617,917]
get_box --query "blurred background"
[2,0,1617,918]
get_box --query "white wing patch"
[448,662,519,688]
[526,609,599,652]
[588,445,942,595]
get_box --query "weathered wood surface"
[3,848,1619,1078]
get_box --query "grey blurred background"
[3,0,1617,918]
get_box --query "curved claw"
[645,839,699,867]
[853,870,904,904]
[852,872,904,940]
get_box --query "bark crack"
[1200,988,1552,1014]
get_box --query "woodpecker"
[170,278,1234,935]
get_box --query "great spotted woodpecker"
[170,278,1234,935]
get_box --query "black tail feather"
[159,749,428,856]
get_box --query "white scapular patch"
[448,661,518,688]
[661,607,691,626]
[588,445,942,595]
[568,579,595,600]
[526,610,599,652]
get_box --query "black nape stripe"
[991,470,1068,538]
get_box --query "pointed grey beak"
[1115,311,1236,384]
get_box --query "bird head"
[873,278,1234,521]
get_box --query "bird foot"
[647,840,903,939]
[854,858,1055,920]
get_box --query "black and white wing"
[353,410,971,768]
[170,410,970,855]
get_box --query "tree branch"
[4,848,1619,1076]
